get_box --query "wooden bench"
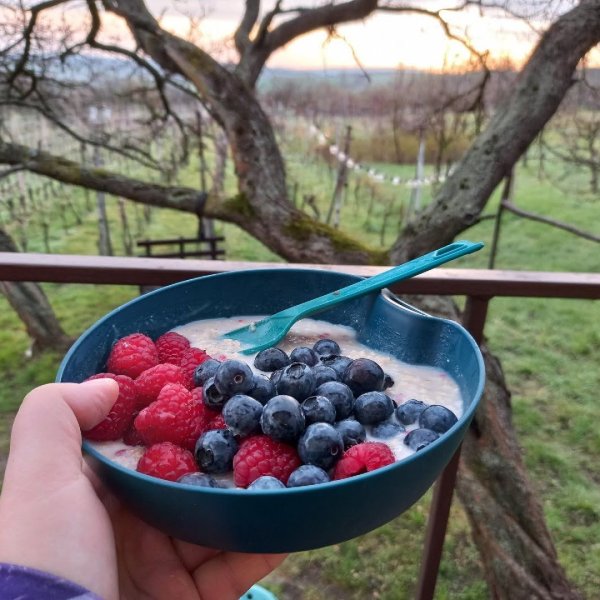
[136,234,225,293]
[137,235,225,260]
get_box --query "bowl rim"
[57,267,485,495]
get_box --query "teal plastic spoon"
[222,239,484,354]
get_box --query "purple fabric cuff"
[0,562,102,599]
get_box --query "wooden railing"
[1,251,599,600]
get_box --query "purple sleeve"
[0,563,102,599]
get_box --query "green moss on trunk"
[284,215,389,265]
[223,193,256,219]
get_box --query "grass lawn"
[0,134,598,598]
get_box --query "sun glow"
[10,2,598,72]
[158,8,543,72]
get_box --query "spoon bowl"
[222,240,484,354]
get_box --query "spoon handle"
[285,240,484,321]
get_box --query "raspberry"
[135,363,188,407]
[207,412,227,430]
[134,383,211,450]
[83,373,138,441]
[333,442,395,480]
[179,346,211,389]
[122,421,144,446]
[137,442,197,481]
[155,331,190,365]
[106,333,159,379]
[233,435,301,488]
[191,386,204,404]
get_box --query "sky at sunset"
[79,1,599,72]
[177,4,538,71]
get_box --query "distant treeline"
[263,66,600,166]
[260,67,600,118]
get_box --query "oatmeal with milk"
[86,317,462,489]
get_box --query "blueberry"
[222,394,263,437]
[287,464,330,487]
[404,428,439,451]
[194,429,238,474]
[315,381,354,420]
[313,338,341,356]
[371,418,405,439]
[335,418,367,449]
[290,346,320,366]
[383,373,395,390]
[248,476,286,490]
[193,358,221,387]
[319,355,353,378]
[260,395,306,443]
[396,399,428,426]
[249,374,276,404]
[254,347,290,372]
[177,472,220,488]
[275,362,316,401]
[354,391,394,425]
[202,377,229,411]
[298,422,344,470]
[312,365,339,386]
[301,395,336,425]
[342,358,385,396]
[418,405,458,434]
[270,368,283,386]
[213,360,254,395]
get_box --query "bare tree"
[542,76,600,195]
[1,1,600,597]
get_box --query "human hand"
[0,381,285,600]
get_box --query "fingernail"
[80,378,120,393]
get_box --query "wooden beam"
[0,252,599,299]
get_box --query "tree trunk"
[0,229,73,355]
[406,294,582,599]
[326,125,352,227]
[459,343,583,600]
[390,0,600,262]
[94,146,113,256]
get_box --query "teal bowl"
[57,268,485,553]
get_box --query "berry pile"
[85,330,458,489]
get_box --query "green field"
[0,127,598,598]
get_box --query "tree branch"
[379,3,488,71]
[5,0,69,87]
[236,0,379,86]
[0,139,208,214]
[254,0,283,47]
[263,0,378,55]
[0,166,25,180]
[502,200,600,243]
[0,100,162,169]
[234,0,260,55]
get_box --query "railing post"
[415,295,490,600]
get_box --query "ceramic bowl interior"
[57,268,485,553]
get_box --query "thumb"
[3,380,119,490]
